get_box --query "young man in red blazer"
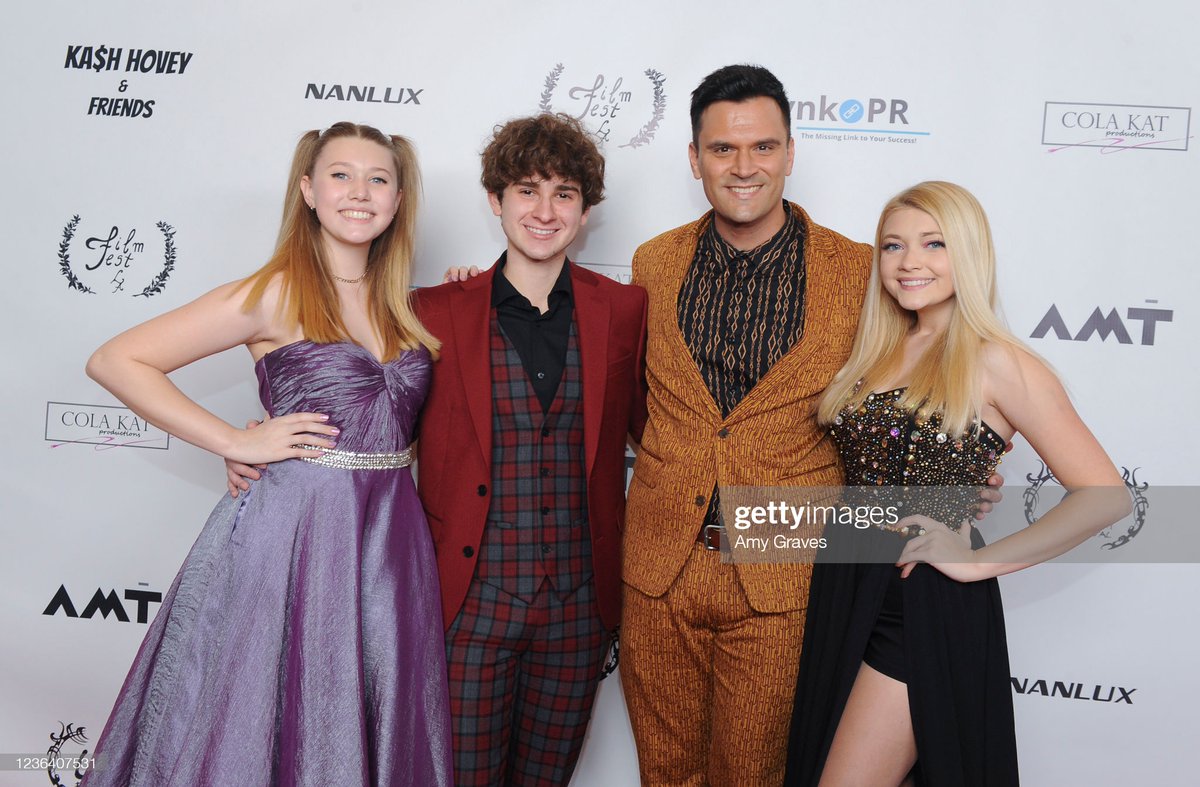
[413,114,647,786]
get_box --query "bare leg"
[818,663,916,787]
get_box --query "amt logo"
[1031,300,1172,345]
[43,583,163,623]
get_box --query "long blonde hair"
[818,181,1030,436]
[240,122,438,360]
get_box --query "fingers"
[274,413,339,447]
[228,462,261,482]
[442,265,482,283]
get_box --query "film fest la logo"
[46,402,171,450]
[537,63,667,149]
[63,44,194,118]
[1030,300,1172,346]
[42,722,93,786]
[57,216,175,297]
[1024,462,1149,550]
[1042,101,1192,153]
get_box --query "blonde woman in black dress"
[786,181,1130,786]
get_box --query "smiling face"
[488,175,589,268]
[300,136,402,255]
[878,207,957,320]
[689,96,794,249]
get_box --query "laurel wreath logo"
[57,216,93,294]
[47,721,90,787]
[1023,463,1148,549]
[538,63,565,113]
[621,69,667,149]
[57,217,176,297]
[136,221,176,298]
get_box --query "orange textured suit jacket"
[624,202,872,613]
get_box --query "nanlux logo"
[1031,301,1172,345]
[1011,677,1135,704]
[304,84,423,105]
[43,583,163,623]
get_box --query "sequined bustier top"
[831,388,1006,528]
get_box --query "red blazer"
[413,263,648,631]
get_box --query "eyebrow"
[707,137,782,149]
[516,179,580,193]
[324,161,393,174]
[881,231,943,240]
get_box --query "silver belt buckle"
[701,524,723,551]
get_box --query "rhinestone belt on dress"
[295,444,414,470]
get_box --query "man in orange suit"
[414,114,647,786]
[619,64,873,786]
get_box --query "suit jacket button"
[463,546,474,558]
[717,427,730,439]
[477,484,487,496]
[695,495,706,507]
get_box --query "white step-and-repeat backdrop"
[3,1,1197,784]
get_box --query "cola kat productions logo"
[46,402,171,450]
[1024,462,1149,550]
[57,216,175,297]
[537,63,667,148]
[1042,101,1192,153]
[578,261,632,285]
[1031,300,1172,346]
[790,92,929,145]
[63,44,194,118]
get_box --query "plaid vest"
[478,312,591,602]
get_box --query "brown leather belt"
[696,523,724,551]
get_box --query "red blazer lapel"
[448,269,496,468]
[571,264,610,477]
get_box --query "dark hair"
[481,113,606,207]
[690,64,791,145]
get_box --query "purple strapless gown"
[86,341,453,787]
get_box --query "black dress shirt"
[677,203,807,417]
[677,204,807,529]
[491,253,575,413]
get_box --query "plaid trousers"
[446,576,606,786]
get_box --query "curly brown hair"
[481,113,605,207]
